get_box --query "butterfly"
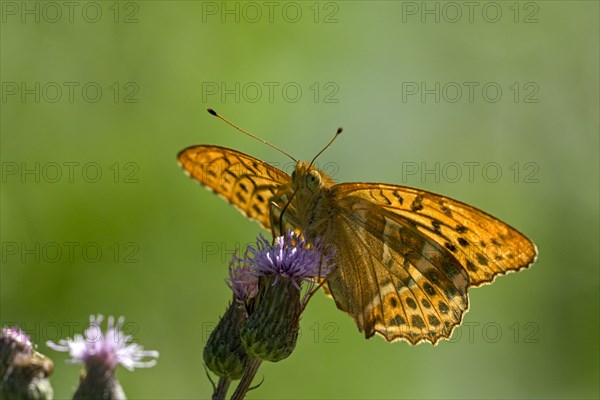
[178,110,538,345]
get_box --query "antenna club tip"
[207,108,217,116]
[337,127,343,134]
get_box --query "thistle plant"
[203,262,258,399]
[47,315,159,400]
[3,231,333,399]
[240,232,335,362]
[204,230,335,400]
[0,326,54,400]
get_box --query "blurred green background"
[1,1,598,399]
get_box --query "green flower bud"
[203,301,249,379]
[240,275,302,362]
[72,361,126,400]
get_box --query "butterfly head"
[291,162,334,192]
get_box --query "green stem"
[212,377,231,400]
[230,358,262,400]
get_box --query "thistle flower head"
[246,231,335,287]
[2,326,32,348]
[203,301,249,380]
[227,257,259,302]
[1,325,54,399]
[234,231,336,362]
[46,315,159,372]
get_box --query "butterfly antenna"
[207,109,297,162]
[308,127,343,169]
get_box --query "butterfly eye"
[306,170,321,189]
[291,170,296,181]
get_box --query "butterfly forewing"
[178,146,290,230]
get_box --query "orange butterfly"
[178,110,538,345]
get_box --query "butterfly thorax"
[270,162,336,239]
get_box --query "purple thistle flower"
[1,325,54,399]
[227,257,259,302]
[2,326,32,348]
[236,231,336,363]
[46,315,158,371]
[246,231,335,288]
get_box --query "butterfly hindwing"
[331,183,538,288]
[325,192,470,344]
